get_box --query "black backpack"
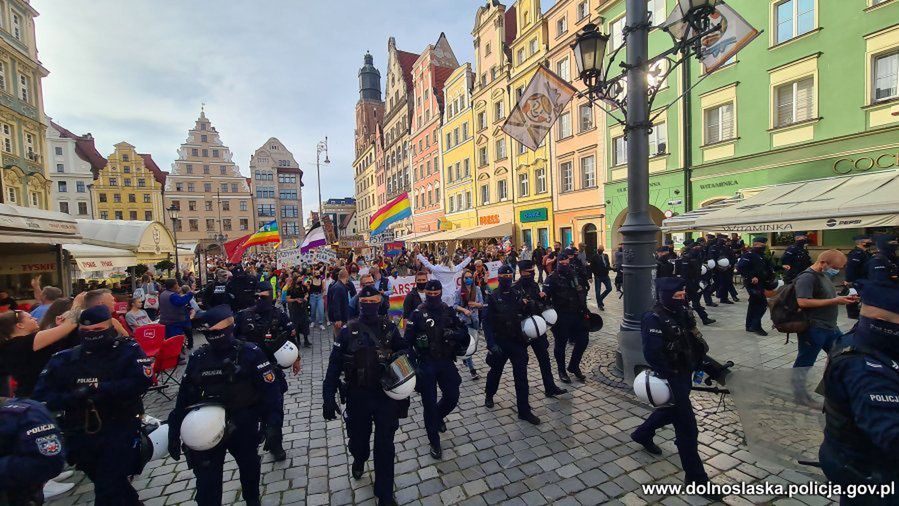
[767,271,813,339]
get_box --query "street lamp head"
[324,155,330,164]
[572,23,609,80]
[167,206,180,221]
[681,0,719,32]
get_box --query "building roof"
[433,65,456,105]
[139,153,167,186]
[396,49,421,90]
[49,121,107,178]
[339,210,355,230]
[505,6,517,45]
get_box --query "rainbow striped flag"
[242,221,281,248]
[370,192,411,236]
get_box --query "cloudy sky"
[34,0,554,212]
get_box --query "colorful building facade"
[353,52,385,241]
[440,63,478,230]
[46,120,106,219]
[249,137,303,240]
[93,142,166,222]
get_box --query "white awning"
[64,244,137,272]
[662,170,899,233]
[414,222,514,242]
[0,202,81,244]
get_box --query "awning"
[662,170,899,233]
[64,244,137,272]
[405,230,442,243]
[0,203,81,244]
[414,222,514,242]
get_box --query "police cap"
[655,277,686,296]
[195,305,233,327]
[424,280,443,291]
[498,265,514,275]
[794,231,808,238]
[79,305,111,325]
[752,237,768,244]
[852,234,870,242]
[856,280,899,313]
[874,234,897,247]
[359,286,381,298]
[656,246,669,253]
[517,260,535,271]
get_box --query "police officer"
[235,282,296,462]
[0,397,66,505]
[227,264,259,312]
[323,286,408,506]
[202,268,234,309]
[656,246,676,279]
[404,280,465,459]
[33,305,152,506]
[631,278,719,498]
[714,236,737,304]
[781,231,813,283]
[819,280,899,505]
[700,236,718,307]
[736,237,775,336]
[545,249,590,383]
[845,235,873,320]
[676,240,716,326]
[483,266,541,425]
[867,234,898,284]
[514,260,567,398]
[167,305,281,506]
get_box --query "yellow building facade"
[93,142,165,222]
[353,142,378,241]
[440,63,477,230]
[509,0,555,249]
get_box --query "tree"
[128,264,149,278]
[155,259,175,276]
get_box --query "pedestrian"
[736,237,775,336]
[327,269,351,336]
[201,268,233,309]
[588,245,613,310]
[402,271,430,321]
[533,244,546,284]
[137,274,161,320]
[285,273,312,347]
[454,270,483,380]
[28,281,62,322]
[125,296,153,329]
[158,279,194,338]
[414,246,472,305]
[309,266,326,330]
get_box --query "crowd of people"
[0,231,896,505]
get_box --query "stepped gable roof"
[139,153,167,185]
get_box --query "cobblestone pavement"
[53,288,849,506]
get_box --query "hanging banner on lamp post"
[663,0,760,74]
[502,66,578,151]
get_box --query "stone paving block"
[440,485,466,505]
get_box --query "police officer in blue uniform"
[544,249,591,383]
[819,280,899,505]
[514,260,567,398]
[676,240,716,326]
[737,237,775,336]
[655,246,676,279]
[781,231,813,284]
[404,280,466,459]
[33,305,152,506]
[167,305,281,506]
[867,234,898,284]
[714,236,738,304]
[227,264,259,312]
[483,266,541,425]
[323,286,408,506]
[202,268,234,309]
[844,235,872,320]
[631,278,719,497]
[700,235,719,307]
[0,398,66,505]
[235,282,296,462]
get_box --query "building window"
[517,48,525,64]
[0,62,6,92]
[579,104,594,132]
[57,181,67,193]
[613,136,627,166]
[495,101,506,121]
[138,179,146,188]
[580,155,597,188]
[54,146,63,156]
[205,201,213,211]
[191,148,198,157]
[122,154,129,161]
[535,168,547,193]
[222,201,230,211]
[558,112,572,139]
[205,219,215,231]
[143,194,151,203]
[257,204,275,217]
[78,202,88,215]
[204,183,212,192]
[220,183,228,192]
[187,183,194,192]
[145,211,152,221]
[99,193,107,203]
[560,162,573,192]
[279,189,298,200]
[478,147,488,167]
[873,51,899,102]
[478,111,487,131]
[495,139,507,160]
[223,219,232,231]
[24,133,34,159]
[529,38,538,56]
[201,134,208,143]
[188,219,198,232]
[449,195,456,213]
[175,183,184,192]
[130,211,137,220]
[647,0,666,24]
[775,77,814,127]
[557,17,568,36]
[123,166,131,173]
[519,173,530,197]
[649,123,668,156]
[109,177,118,187]
[76,181,85,193]
[188,201,196,211]
[18,75,28,103]
[99,211,108,220]
[485,42,492,56]
[557,57,570,82]
[281,205,298,218]
[12,13,22,40]
[128,194,136,203]
[577,1,589,21]
[704,103,735,144]
[1,123,12,152]
[480,184,490,205]
[775,0,815,45]
[240,200,248,211]
[560,227,573,248]
[498,179,508,201]
[213,149,220,158]
[170,200,179,210]
[240,219,249,231]
[609,16,626,51]
[124,178,131,187]
[220,166,227,175]
[59,201,69,214]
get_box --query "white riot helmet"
[382,354,416,400]
[274,341,299,368]
[540,308,558,326]
[701,265,708,276]
[633,370,673,407]
[521,315,548,339]
[148,423,170,462]
[180,404,227,451]
[716,258,730,269]
[706,259,716,269]
[463,327,479,359]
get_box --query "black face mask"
[202,326,236,349]
[753,246,765,254]
[426,294,442,307]
[659,291,688,312]
[416,282,427,290]
[795,239,808,247]
[360,301,380,319]
[520,272,535,284]
[79,326,117,350]
[498,277,513,290]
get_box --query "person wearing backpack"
[736,237,776,336]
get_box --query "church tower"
[354,52,384,157]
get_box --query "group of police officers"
[1,233,897,505]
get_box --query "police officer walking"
[867,234,898,284]
[227,264,259,312]
[235,282,297,462]
[404,280,465,459]
[167,305,281,506]
[736,237,775,336]
[630,278,720,499]
[676,240,716,326]
[33,305,152,506]
[656,246,676,279]
[514,260,567,398]
[714,236,738,304]
[0,397,66,505]
[781,232,813,283]
[323,286,410,506]
[545,249,591,383]
[699,236,718,307]
[819,280,899,505]
[483,266,541,425]
[845,235,873,320]
[202,268,234,309]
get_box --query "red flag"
[224,234,251,263]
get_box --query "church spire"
[358,51,382,102]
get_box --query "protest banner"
[485,260,503,292]
[387,275,416,318]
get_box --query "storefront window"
[538,228,549,248]
[772,231,819,247]
[522,229,533,248]
[560,227,573,248]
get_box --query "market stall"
[76,219,176,271]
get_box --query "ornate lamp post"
[316,137,330,224]
[167,205,181,278]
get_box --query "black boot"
[702,317,716,325]
[303,336,311,347]
[630,431,662,455]
[484,396,494,408]
[546,386,568,398]
[567,366,586,382]
[518,412,541,425]
[430,442,442,459]
[352,459,365,480]
[558,369,572,384]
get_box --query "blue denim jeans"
[309,293,325,325]
[793,325,842,368]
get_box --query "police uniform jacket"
[736,251,774,286]
[402,289,426,320]
[202,281,234,309]
[0,398,65,494]
[483,286,527,346]
[845,247,871,283]
[642,304,707,380]
[656,253,676,279]
[544,268,589,316]
[323,316,407,399]
[235,303,295,361]
[781,244,812,275]
[867,253,898,284]
[403,302,466,362]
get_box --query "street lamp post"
[316,137,330,224]
[167,205,181,279]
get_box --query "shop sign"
[0,254,57,275]
[833,152,899,174]
[479,215,500,225]
[519,208,548,223]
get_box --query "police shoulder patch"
[262,370,275,383]
[36,434,62,456]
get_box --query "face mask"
[79,327,117,349]
[824,267,840,279]
[753,246,765,254]
[520,272,535,284]
[659,292,688,311]
[498,277,513,290]
[464,278,474,286]
[363,284,374,290]
[426,295,442,307]
[360,301,380,318]
[416,282,427,290]
[202,326,235,348]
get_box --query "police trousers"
[529,334,557,392]
[744,284,768,331]
[686,281,709,321]
[189,418,261,506]
[262,368,288,451]
[67,423,142,506]
[701,273,716,304]
[632,376,709,484]
[552,313,588,373]
[485,338,531,416]
[416,358,461,447]
[346,389,401,502]
[715,269,736,301]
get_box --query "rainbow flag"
[242,221,280,248]
[370,192,411,236]
[486,276,499,292]
[388,294,405,318]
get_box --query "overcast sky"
[34,0,554,213]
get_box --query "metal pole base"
[617,328,648,385]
